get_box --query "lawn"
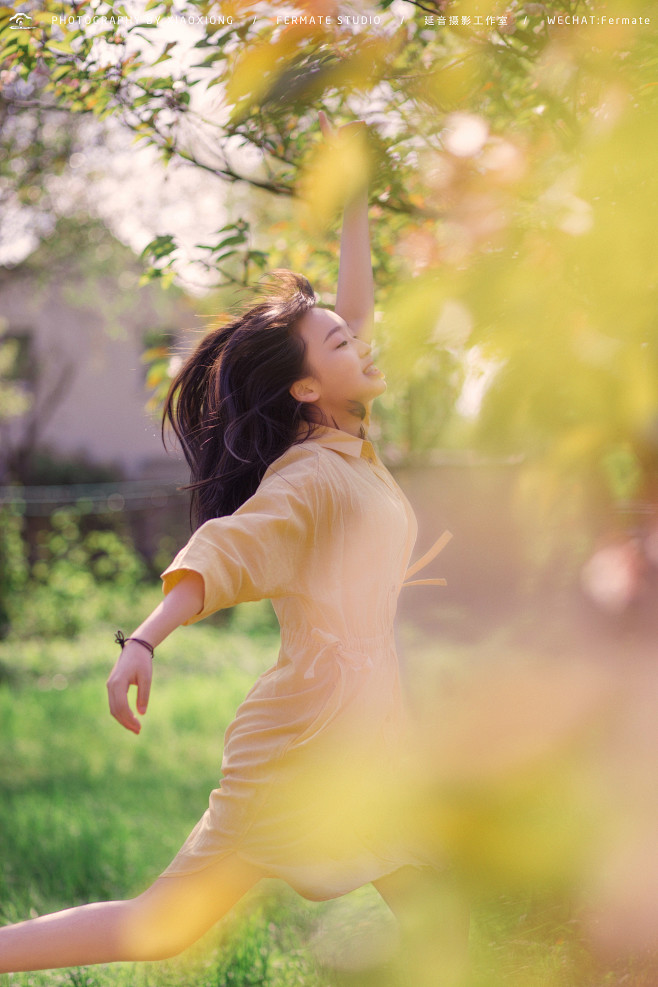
[0,591,652,986]
[0,592,395,987]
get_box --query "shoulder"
[259,440,347,518]
[263,440,321,484]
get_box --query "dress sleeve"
[160,449,320,624]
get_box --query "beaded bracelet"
[115,630,155,659]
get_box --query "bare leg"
[0,853,266,973]
[373,865,471,987]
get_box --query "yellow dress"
[159,424,449,900]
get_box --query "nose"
[357,336,372,356]
[370,339,380,360]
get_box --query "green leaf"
[46,40,75,54]
[137,75,174,90]
[190,49,226,68]
[131,31,156,44]
[152,41,176,65]
[140,234,176,261]
[216,234,247,248]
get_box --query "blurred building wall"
[0,218,195,481]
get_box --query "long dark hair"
[163,270,321,527]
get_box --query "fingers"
[106,654,152,734]
[107,678,141,733]
[319,112,367,144]
[339,120,367,136]
[318,109,333,139]
[136,668,152,716]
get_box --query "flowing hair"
[163,270,321,528]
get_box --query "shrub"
[8,507,148,640]
[0,504,29,640]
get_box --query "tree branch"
[400,0,445,15]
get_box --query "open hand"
[318,110,366,141]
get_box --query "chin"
[367,377,387,398]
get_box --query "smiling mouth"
[363,362,384,377]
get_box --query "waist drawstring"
[401,529,452,588]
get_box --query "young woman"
[0,114,469,981]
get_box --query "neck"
[309,401,367,438]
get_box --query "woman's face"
[291,307,386,423]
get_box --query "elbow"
[165,569,206,622]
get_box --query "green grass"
[1,594,277,913]
[0,594,391,987]
[0,593,655,986]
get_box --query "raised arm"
[319,111,374,343]
[336,187,374,343]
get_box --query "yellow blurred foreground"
[285,646,658,983]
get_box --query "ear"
[290,377,321,404]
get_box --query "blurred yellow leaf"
[327,36,397,91]
[226,26,316,122]
[617,345,658,433]
[404,654,616,894]
[31,10,57,23]
[141,345,170,363]
[226,43,281,115]
[146,364,166,389]
[417,57,484,110]
[295,126,372,232]
[547,424,608,473]
[381,275,449,377]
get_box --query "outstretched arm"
[319,111,374,343]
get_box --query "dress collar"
[297,424,452,592]
[297,423,378,465]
